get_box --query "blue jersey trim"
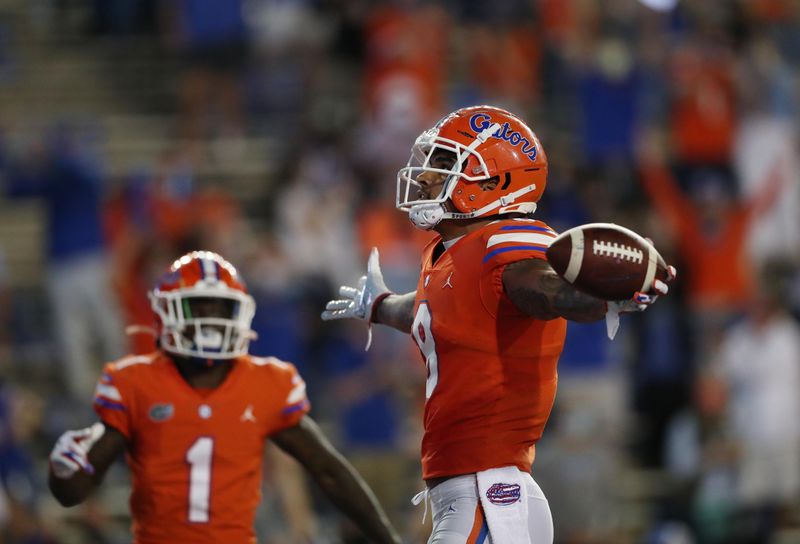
[282,399,309,416]
[499,225,553,233]
[483,245,547,263]
[94,397,126,411]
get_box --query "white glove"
[321,248,392,350]
[321,247,392,322]
[606,266,676,340]
[49,422,105,479]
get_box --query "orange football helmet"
[397,105,548,230]
[149,251,256,360]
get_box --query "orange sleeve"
[481,222,555,270]
[92,363,134,439]
[271,363,311,433]
[479,221,557,315]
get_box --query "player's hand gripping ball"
[546,223,671,301]
[546,223,676,340]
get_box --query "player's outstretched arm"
[503,257,675,337]
[48,423,126,507]
[271,416,402,544]
[502,258,608,322]
[321,247,415,334]
[372,291,416,333]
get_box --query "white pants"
[423,471,553,544]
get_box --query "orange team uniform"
[93,352,310,544]
[411,217,567,479]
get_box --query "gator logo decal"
[149,403,174,422]
[485,483,521,506]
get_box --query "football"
[545,223,668,301]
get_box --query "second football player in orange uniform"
[324,106,674,543]
[49,251,401,544]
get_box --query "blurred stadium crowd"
[0,0,799,542]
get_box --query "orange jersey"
[411,218,566,479]
[93,352,310,544]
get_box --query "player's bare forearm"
[373,291,416,333]
[272,417,401,544]
[503,258,606,322]
[49,425,126,507]
[49,466,98,507]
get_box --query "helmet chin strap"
[408,183,538,230]
[409,202,446,230]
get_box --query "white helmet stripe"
[201,258,218,282]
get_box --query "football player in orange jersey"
[323,106,675,543]
[48,251,401,544]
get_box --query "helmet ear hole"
[480,176,500,191]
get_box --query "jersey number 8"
[412,302,438,399]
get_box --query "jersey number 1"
[186,437,214,523]
[412,302,438,399]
